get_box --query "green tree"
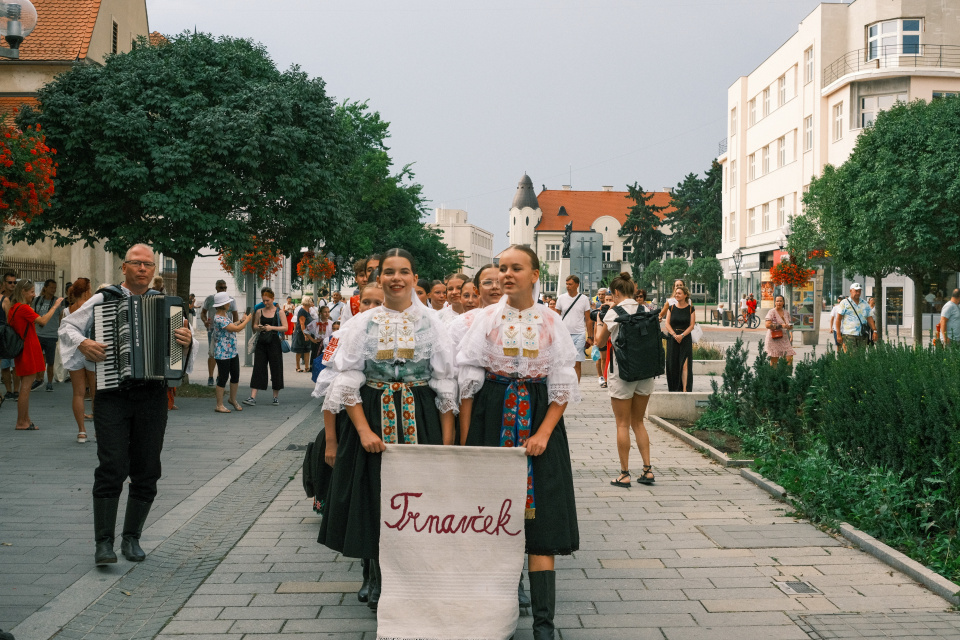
[661,257,690,296]
[10,33,352,297]
[687,256,723,297]
[638,258,661,296]
[664,160,722,258]
[619,183,667,279]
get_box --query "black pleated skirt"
[317,383,444,559]
[466,378,579,556]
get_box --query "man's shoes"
[0,627,16,640]
[272,397,279,406]
[93,497,120,566]
[243,397,256,406]
[207,377,215,387]
[30,379,43,391]
[45,382,53,392]
[120,499,151,562]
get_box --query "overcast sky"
[148,0,831,252]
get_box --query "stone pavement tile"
[554,630,666,640]
[662,625,811,640]
[277,581,361,593]
[162,620,234,634]
[184,594,254,607]
[577,613,697,627]
[594,600,707,614]
[684,587,793,600]
[825,595,951,611]
[156,636,244,640]
[217,605,320,619]
[702,598,808,612]
[228,619,285,633]
[283,618,377,632]
[691,611,797,626]
[677,566,768,578]
[170,607,223,621]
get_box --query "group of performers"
[313,246,580,640]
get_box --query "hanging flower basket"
[0,118,57,226]
[219,236,283,281]
[296,252,336,281]
[770,260,815,287]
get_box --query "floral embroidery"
[367,379,428,444]
[373,309,416,360]
[487,372,542,520]
[500,306,542,358]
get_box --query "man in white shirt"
[556,275,593,381]
[941,288,960,345]
[327,291,345,323]
[829,295,845,349]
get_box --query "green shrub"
[693,340,725,360]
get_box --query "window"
[728,213,735,238]
[778,75,786,107]
[112,21,119,54]
[542,275,558,294]
[730,160,737,186]
[860,93,907,128]
[778,136,786,167]
[804,47,814,84]
[933,91,960,100]
[545,244,560,261]
[763,88,770,117]
[730,107,737,134]
[762,146,770,175]
[777,197,785,228]
[748,208,757,235]
[602,245,611,262]
[748,154,756,180]
[868,19,922,61]
[623,243,632,260]
[749,99,756,126]
[804,116,813,151]
[762,203,771,232]
[833,102,843,141]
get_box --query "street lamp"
[0,0,37,59]
[732,248,743,318]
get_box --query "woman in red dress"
[8,279,63,430]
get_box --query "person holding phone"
[244,288,287,407]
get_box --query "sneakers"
[598,376,605,386]
[207,377,215,387]
[3,391,13,400]
[45,383,53,392]
[243,397,256,406]
[30,379,43,391]
[272,397,279,406]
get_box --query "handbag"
[691,323,704,343]
[770,309,787,339]
[280,335,291,353]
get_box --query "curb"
[649,415,753,468]
[738,467,960,607]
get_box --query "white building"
[428,208,494,277]
[718,0,960,330]
[507,174,675,296]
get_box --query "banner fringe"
[525,507,535,520]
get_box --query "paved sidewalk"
[146,378,958,639]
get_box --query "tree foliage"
[664,160,722,258]
[687,256,723,296]
[619,183,667,279]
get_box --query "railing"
[718,137,728,155]
[2,257,55,284]
[822,44,960,88]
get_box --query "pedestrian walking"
[665,284,695,392]
[829,295,845,349]
[746,293,758,325]
[457,245,580,640]
[940,289,960,345]
[58,244,198,566]
[765,294,796,366]
[328,290,345,323]
[31,278,63,392]
[201,280,237,386]
[594,273,656,488]
[738,294,748,324]
[9,280,63,429]
[245,288,287,407]
[292,296,315,372]
[591,291,614,388]
[62,278,95,442]
[188,293,198,331]
[556,275,593,381]
[835,283,877,352]
[212,292,253,413]
[1,271,21,401]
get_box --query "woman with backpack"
[665,284,695,392]
[594,273,656,488]
[8,280,63,429]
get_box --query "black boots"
[357,558,371,603]
[367,558,381,611]
[93,497,120,566]
[518,574,531,610]
[120,498,151,562]
[529,570,556,640]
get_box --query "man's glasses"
[124,260,156,268]
[480,280,498,287]
[4,280,15,286]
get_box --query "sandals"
[16,423,38,430]
[77,432,87,443]
[610,470,631,488]
[214,407,231,413]
[229,401,243,412]
[638,465,656,485]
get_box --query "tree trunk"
[171,253,195,306]
[912,274,925,347]
[873,271,884,343]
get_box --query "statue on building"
[561,222,573,258]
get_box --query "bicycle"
[736,312,760,329]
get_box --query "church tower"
[508,173,541,247]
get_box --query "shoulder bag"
[561,293,583,321]
[770,310,784,339]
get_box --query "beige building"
[428,208,494,277]
[718,0,960,329]
[0,0,150,292]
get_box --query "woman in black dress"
[457,245,580,640]
[665,284,695,392]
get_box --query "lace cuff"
[435,394,459,415]
[547,384,581,406]
[429,378,459,415]
[321,370,366,413]
[457,365,485,401]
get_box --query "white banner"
[377,444,528,640]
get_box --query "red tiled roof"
[149,31,168,47]
[0,96,39,123]
[535,189,673,232]
[15,0,102,62]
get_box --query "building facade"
[0,0,151,293]
[507,174,674,296]
[718,0,960,329]
[427,208,494,277]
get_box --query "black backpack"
[610,306,665,382]
[0,298,25,360]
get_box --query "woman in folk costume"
[317,249,457,612]
[457,245,580,640]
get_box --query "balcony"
[718,138,728,155]
[822,44,960,89]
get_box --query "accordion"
[93,294,187,390]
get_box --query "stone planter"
[692,359,725,376]
[645,392,711,423]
